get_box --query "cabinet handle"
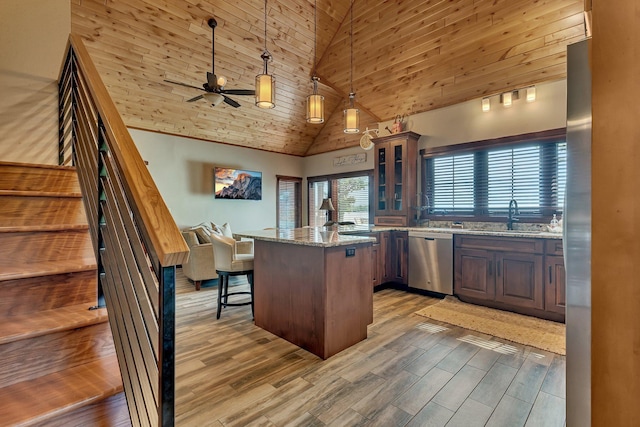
[549,265,553,283]
[497,260,501,276]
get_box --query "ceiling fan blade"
[222,95,241,108]
[222,89,256,96]
[164,79,205,91]
[186,94,204,103]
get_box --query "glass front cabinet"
[373,131,419,226]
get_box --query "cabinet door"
[392,231,408,284]
[374,143,390,216]
[545,255,566,314]
[379,231,391,283]
[371,243,380,288]
[494,252,544,310]
[455,248,494,300]
[389,141,406,215]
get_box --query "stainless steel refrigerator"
[565,39,592,426]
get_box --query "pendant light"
[256,0,275,109]
[343,2,359,134]
[306,0,324,123]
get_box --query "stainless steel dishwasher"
[408,230,453,295]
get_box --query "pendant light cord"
[264,0,268,52]
[313,0,317,77]
[350,1,354,95]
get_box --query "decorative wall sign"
[333,153,367,167]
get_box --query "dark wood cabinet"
[544,255,566,314]
[361,232,381,288]
[373,132,419,226]
[455,248,494,300]
[454,235,563,321]
[391,231,408,285]
[372,230,407,287]
[379,231,391,284]
[495,252,544,310]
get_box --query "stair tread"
[0,162,80,195]
[0,303,108,345]
[0,230,96,281]
[0,271,97,318]
[0,353,123,426]
[0,195,88,232]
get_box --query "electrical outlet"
[345,247,356,257]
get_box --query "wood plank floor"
[175,269,566,427]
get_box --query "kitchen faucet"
[507,199,519,230]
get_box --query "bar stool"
[210,233,254,319]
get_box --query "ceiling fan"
[164,18,255,108]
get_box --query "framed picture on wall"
[214,167,262,200]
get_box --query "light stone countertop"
[371,226,564,239]
[235,227,377,248]
[333,224,563,239]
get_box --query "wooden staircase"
[0,162,130,426]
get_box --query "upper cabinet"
[373,131,419,226]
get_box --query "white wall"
[378,79,567,151]
[131,129,304,232]
[0,0,70,164]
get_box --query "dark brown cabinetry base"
[454,235,565,322]
[253,240,373,359]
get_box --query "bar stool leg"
[216,273,226,319]
[248,272,254,318]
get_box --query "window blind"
[277,177,301,229]
[424,138,566,218]
[335,176,370,224]
[429,154,475,214]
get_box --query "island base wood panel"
[253,240,373,360]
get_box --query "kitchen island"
[236,228,376,359]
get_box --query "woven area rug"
[415,296,566,355]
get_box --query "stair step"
[0,270,97,318]
[0,230,96,281]
[0,303,108,345]
[0,320,114,388]
[0,162,80,196]
[0,195,87,232]
[41,392,132,427]
[0,354,123,427]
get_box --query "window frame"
[276,175,302,229]
[308,170,374,226]
[420,128,566,223]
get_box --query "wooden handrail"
[65,34,188,267]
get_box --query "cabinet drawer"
[455,235,544,254]
[374,216,407,226]
[545,239,564,255]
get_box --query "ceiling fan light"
[255,73,275,109]
[216,75,227,88]
[203,92,224,106]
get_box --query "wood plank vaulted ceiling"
[71,0,585,157]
